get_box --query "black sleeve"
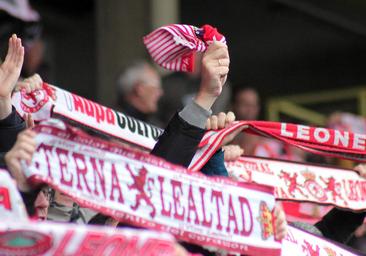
[150,113,205,168]
[0,107,26,152]
[20,189,41,216]
[315,208,366,243]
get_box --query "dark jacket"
[151,112,205,168]
[0,107,39,216]
[0,107,26,152]
[315,208,366,244]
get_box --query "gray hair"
[117,61,150,95]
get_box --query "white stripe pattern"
[143,24,226,72]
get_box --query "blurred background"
[1,0,366,123]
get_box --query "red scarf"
[143,24,226,72]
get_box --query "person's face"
[233,90,260,121]
[34,187,50,220]
[138,67,163,114]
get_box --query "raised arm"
[0,34,24,119]
[151,42,230,167]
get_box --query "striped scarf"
[143,24,226,72]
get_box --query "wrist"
[0,96,12,120]
[194,91,217,111]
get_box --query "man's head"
[117,61,163,114]
[232,87,260,120]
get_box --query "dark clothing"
[315,208,366,244]
[0,107,39,216]
[151,113,205,168]
[200,150,228,177]
[118,101,162,127]
[119,101,150,123]
[0,107,26,152]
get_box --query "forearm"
[151,101,210,167]
[0,96,12,120]
[194,91,217,112]
[179,100,212,129]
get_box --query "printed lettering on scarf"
[24,119,280,255]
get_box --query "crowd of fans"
[1,2,366,256]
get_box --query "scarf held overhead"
[189,121,366,172]
[24,119,280,256]
[12,84,366,168]
[12,83,163,150]
[143,24,226,72]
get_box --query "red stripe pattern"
[143,24,226,72]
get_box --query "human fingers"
[217,112,226,129]
[354,164,366,179]
[223,145,244,161]
[13,36,22,64]
[214,66,229,77]
[3,36,14,65]
[217,58,230,67]
[205,41,227,53]
[208,47,229,62]
[210,115,218,130]
[15,37,24,68]
[25,113,35,128]
[274,205,288,240]
[14,81,29,92]
[24,74,42,91]
[18,129,36,140]
[225,111,235,127]
[205,117,211,130]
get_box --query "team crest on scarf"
[257,201,274,240]
[301,170,328,202]
[0,230,52,256]
[127,165,156,218]
[19,83,56,113]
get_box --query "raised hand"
[0,34,24,99]
[195,41,229,110]
[0,34,24,119]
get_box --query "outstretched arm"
[151,42,230,167]
[0,34,24,119]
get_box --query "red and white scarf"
[12,83,163,150]
[143,24,226,72]
[282,226,359,256]
[0,221,178,256]
[24,119,280,256]
[226,156,366,211]
[190,121,366,172]
[0,169,28,221]
[12,85,366,165]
